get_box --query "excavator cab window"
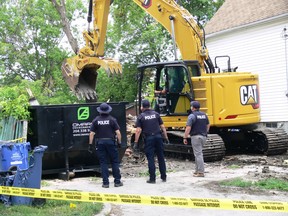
[184,61,201,77]
[187,65,201,77]
[138,63,193,116]
[162,65,192,115]
[166,66,187,93]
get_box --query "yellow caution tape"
[7,137,26,143]
[0,186,287,212]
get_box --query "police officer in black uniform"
[183,101,210,177]
[134,99,169,183]
[89,103,123,188]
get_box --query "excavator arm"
[133,0,212,72]
[61,0,213,101]
[61,0,121,101]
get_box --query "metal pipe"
[169,16,178,60]
[283,27,288,97]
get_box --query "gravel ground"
[42,151,288,216]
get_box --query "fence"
[0,116,27,142]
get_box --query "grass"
[89,176,101,182]
[138,170,150,177]
[227,164,241,169]
[41,181,50,187]
[220,177,288,191]
[138,168,175,177]
[255,178,288,191]
[0,199,103,216]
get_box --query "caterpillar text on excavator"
[61,0,288,161]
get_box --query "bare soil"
[122,150,288,193]
[42,151,288,216]
[106,151,288,216]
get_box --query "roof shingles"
[205,0,288,35]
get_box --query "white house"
[205,0,288,132]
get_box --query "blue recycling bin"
[0,142,31,172]
[11,145,48,205]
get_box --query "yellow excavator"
[61,0,288,161]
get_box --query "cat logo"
[240,85,259,108]
[142,0,152,8]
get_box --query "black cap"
[142,99,150,108]
[190,101,200,109]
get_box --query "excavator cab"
[137,61,194,117]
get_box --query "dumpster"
[27,102,128,176]
[0,142,31,172]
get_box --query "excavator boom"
[61,0,122,101]
[61,0,214,101]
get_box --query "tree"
[50,0,86,54]
[100,0,225,102]
[179,0,225,25]
[108,0,174,65]
[0,85,30,120]
[0,0,85,105]
[0,0,61,83]
[0,0,225,109]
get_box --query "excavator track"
[253,128,288,155]
[165,131,225,162]
[218,127,288,155]
[131,127,287,164]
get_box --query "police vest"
[136,109,163,135]
[90,115,119,139]
[190,111,209,136]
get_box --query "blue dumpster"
[0,142,31,172]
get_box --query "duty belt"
[97,138,114,140]
[144,132,161,137]
[190,134,206,137]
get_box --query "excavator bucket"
[61,55,122,102]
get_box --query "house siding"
[206,16,288,123]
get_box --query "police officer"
[89,103,123,188]
[183,101,210,177]
[134,99,169,183]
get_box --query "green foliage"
[0,0,224,106]
[0,0,62,83]
[180,0,225,25]
[0,86,30,120]
[220,177,288,191]
[0,200,103,216]
[96,64,138,102]
[220,177,253,188]
[0,0,84,106]
[255,178,288,191]
[0,77,80,120]
[103,0,224,102]
[227,164,241,169]
[108,1,174,65]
